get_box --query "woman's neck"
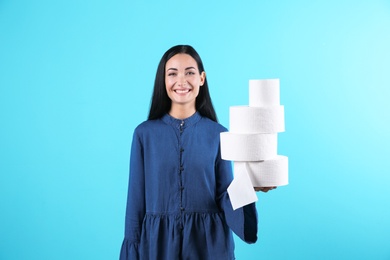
[169,104,196,120]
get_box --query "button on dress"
[120,112,258,260]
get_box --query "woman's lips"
[174,89,191,94]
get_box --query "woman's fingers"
[254,186,277,192]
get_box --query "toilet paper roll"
[249,79,280,107]
[220,132,277,161]
[235,156,289,187]
[230,106,285,134]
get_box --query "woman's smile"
[174,88,191,94]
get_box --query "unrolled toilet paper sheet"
[227,162,258,210]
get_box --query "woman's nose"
[177,74,187,86]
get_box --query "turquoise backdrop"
[1,0,389,259]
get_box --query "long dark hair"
[147,45,218,122]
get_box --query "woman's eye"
[168,73,177,76]
[186,71,195,75]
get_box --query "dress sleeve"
[120,129,146,259]
[215,143,258,244]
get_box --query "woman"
[120,45,275,259]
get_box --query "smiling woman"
[119,45,275,259]
[165,54,206,119]
[164,54,205,119]
[147,45,217,122]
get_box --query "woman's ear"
[200,71,206,86]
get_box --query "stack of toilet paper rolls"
[220,79,288,210]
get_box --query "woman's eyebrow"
[167,67,196,71]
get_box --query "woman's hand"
[254,186,277,192]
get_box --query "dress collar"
[162,111,202,129]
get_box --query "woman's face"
[165,54,205,109]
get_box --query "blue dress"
[120,112,258,260]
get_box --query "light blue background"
[1,0,389,259]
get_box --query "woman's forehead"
[166,54,197,68]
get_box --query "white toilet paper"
[223,78,288,210]
[235,156,289,187]
[227,163,258,210]
[220,132,277,161]
[249,79,280,107]
[229,106,285,134]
